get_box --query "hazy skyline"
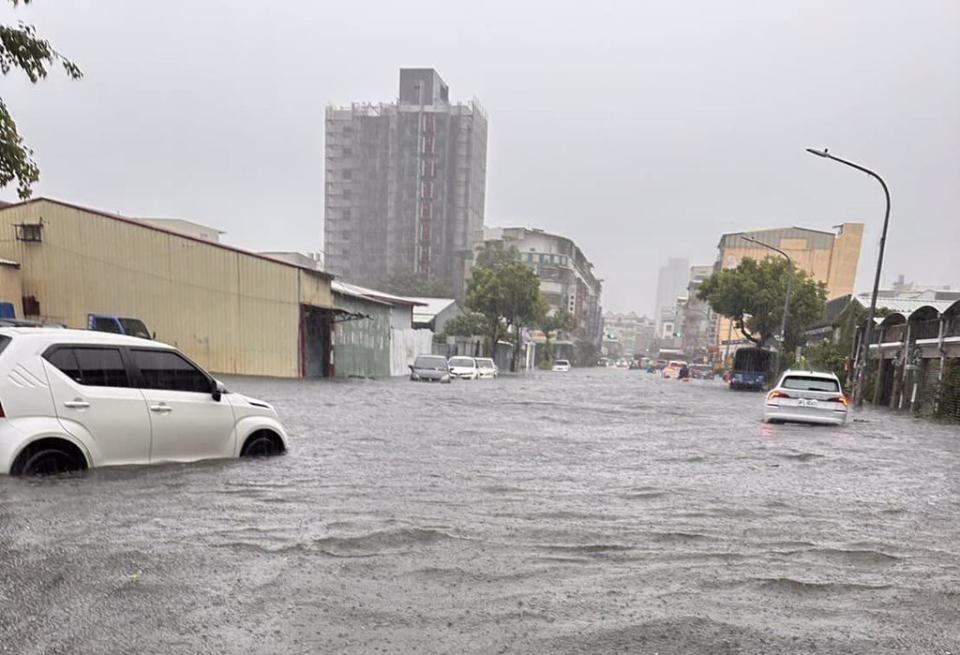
[3,0,958,313]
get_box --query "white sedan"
[448,356,480,380]
[552,359,571,372]
[763,369,849,426]
[476,357,499,379]
[0,328,288,476]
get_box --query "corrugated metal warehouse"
[0,198,335,378]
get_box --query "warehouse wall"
[0,199,332,378]
[332,293,391,378]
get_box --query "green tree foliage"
[465,243,543,371]
[697,257,826,354]
[537,307,576,363]
[376,271,453,299]
[440,311,487,338]
[1,0,82,198]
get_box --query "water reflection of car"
[476,357,498,379]
[409,355,452,383]
[448,356,479,380]
[764,370,849,425]
[0,327,288,476]
[552,359,571,372]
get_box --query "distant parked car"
[409,355,452,383]
[88,314,153,339]
[448,356,479,380]
[0,327,288,476]
[763,370,849,426]
[476,357,499,379]
[552,359,571,372]
[690,364,715,380]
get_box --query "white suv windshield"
[449,358,474,367]
[414,357,447,369]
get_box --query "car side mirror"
[211,379,226,401]
[408,364,414,372]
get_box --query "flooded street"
[1,370,958,654]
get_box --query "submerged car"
[476,357,498,379]
[448,356,479,380]
[763,370,849,426]
[0,328,287,476]
[552,359,571,372]
[409,355,452,383]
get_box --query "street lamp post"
[740,235,794,380]
[806,148,891,409]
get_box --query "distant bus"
[730,348,772,390]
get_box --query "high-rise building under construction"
[324,69,487,296]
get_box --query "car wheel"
[15,445,84,476]
[241,431,284,457]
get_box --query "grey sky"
[4,0,958,314]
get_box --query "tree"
[1,1,82,198]
[537,307,576,364]
[697,257,826,354]
[440,311,487,338]
[376,271,453,298]
[465,243,543,371]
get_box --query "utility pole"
[806,148,890,408]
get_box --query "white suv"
[0,328,288,476]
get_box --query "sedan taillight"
[830,395,850,407]
[767,390,790,400]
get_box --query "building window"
[343,189,351,199]
[342,169,352,180]
[15,223,42,242]
[342,209,351,220]
[342,147,352,157]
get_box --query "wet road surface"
[1,369,959,654]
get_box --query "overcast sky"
[4,0,958,314]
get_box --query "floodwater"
[1,370,958,654]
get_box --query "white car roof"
[0,327,174,350]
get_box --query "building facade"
[480,227,603,345]
[324,69,488,297]
[0,198,336,378]
[654,257,689,331]
[714,223,864,353]
[679,265,716,362]
[603,312,655,358]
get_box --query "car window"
[69,347,130,387]
[0,335,10,356]
[45,348,83,383]
[132,349,211,393]
[449,357,474,367]
[92,317,122,333]
[414,356,447,369]
[119,318,151,339]
[781,376,840,392]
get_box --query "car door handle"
[63,399,90,409]
[149,404,172,413]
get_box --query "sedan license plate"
[797,398,819,408]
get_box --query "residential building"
[714,223,864,353]
[479,226,603,345]
[654,257,689,331]
[679,265,717,362]
[0,198,335,378]
[602,312,655,357]
[324,68,488,297]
